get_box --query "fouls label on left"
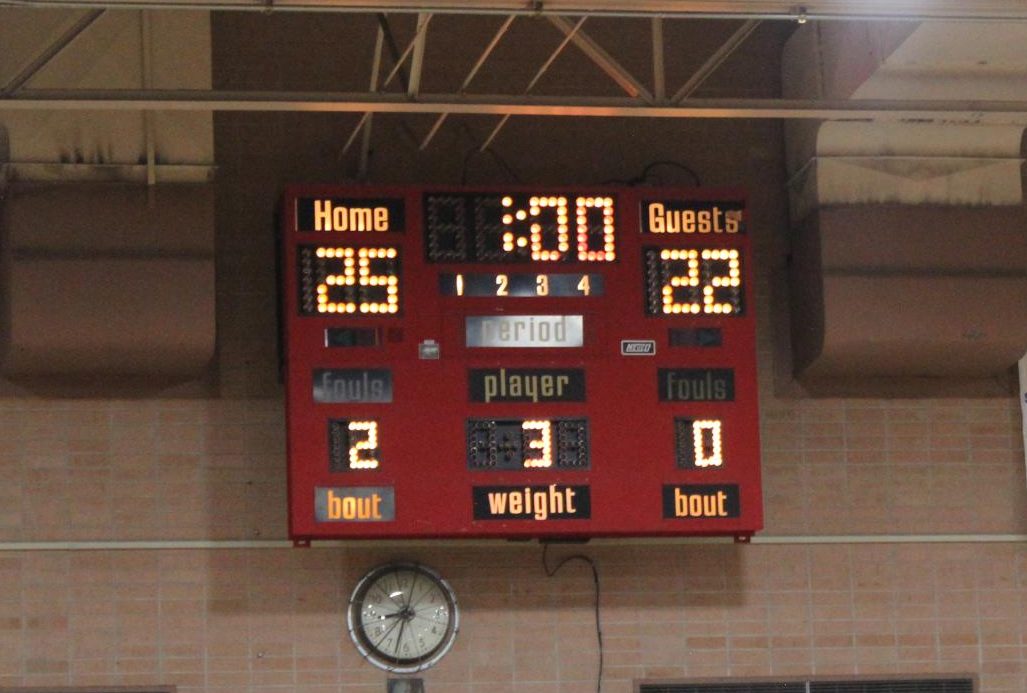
[313,369,392,403]
[315,487,395,522]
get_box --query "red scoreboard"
[281,185,762,542]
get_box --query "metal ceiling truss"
[3,7,1027,169]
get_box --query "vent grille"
[812,682,973,693]
[640,680,973,693]
[641,685,803,693]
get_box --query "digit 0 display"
[282,185,761,541]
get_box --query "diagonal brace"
[672,19,760,103]
[3,9,105,95]
[547,14,654,103]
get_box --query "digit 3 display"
[282,185,761,541]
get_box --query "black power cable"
[605,159,703,187]
[542,542,603,693]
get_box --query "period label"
[469,368,585,403]
[472,484,591,520]
[662,484,740,519]
[658,368,734,402]
[465,315,584,348]
[313,369,392,403]
[315,487,395,522]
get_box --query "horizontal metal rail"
[1,534,1026,551]
[3,90,1027,124]
[4,0,1027,21]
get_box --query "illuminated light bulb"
[605,252,615,261]
[327,304,338,313]
[558,225,568,235]
[387,276,398,285]
[557,215,568,224]
[387,286,398,295]
[317,305,327,313]
[712,278,721,287]
[317,285,327,294]
[503,196,513,207]
[359,304,368,313]
[387,248,397,259]
[548,196,558,206]
[701,250,712,260]
[316,247,326,258]
[502,214,513,225]
[662,286,673,295]
[730,278,741,287]
[596,251,606,261]
[388,305,398,314]
[517,237,528,248]
[558,243,569,252]
[326,276,337,286]
[704,286,714,295]
[661,250,672,260]
[516,210,527,221]
[723,305,733,314]
[531,223,542,233]
[528,197,537,206]
[578,242,588,251]
[577,215,586,224]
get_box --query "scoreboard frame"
[281,184,762,542]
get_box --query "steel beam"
[406,12,429,99]
[651,17,665,102]
[4,90,1027,125]
[3,0,1027,22]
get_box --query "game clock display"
[282,185,762,541]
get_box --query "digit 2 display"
[282,186,761,542]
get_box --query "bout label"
[662,484,740,519]
[315,487,395,522]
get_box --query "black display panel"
[466,418,590,470]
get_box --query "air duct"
[783,21,1027,396]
